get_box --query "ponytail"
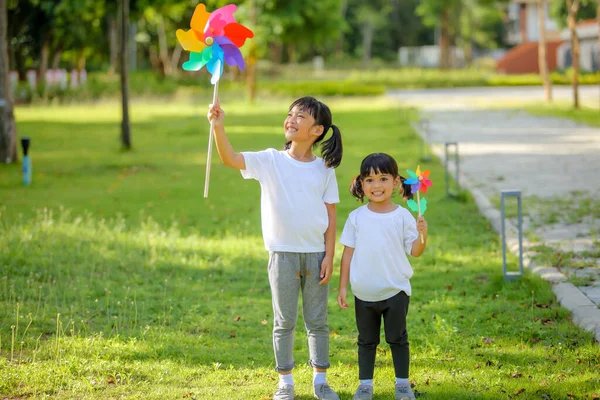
[320,124,343,168]
[349,175,365,202]
[399,175,414,201]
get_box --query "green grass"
[1,97,599,399]
[524,103,600,128]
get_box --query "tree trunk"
[170,43,182,72]
[597,0,599,76]
[464,7,474,67]
[0,0,17,163]
[566,0,580,109]
[15,49,26,82]
[149,47,160,72]
[51,46,63,70]
[335,0,348,59]
[108,15,118,76]
[120,0,131,149]
[287,43,296,64]
[439,7,451,69]
[157,16,171,77]
[362,21,374,67]
[538,0,552,102]
[246,0,257,103]
[76,49,86,73]
[390,0,401,52]
[39,39,49,94]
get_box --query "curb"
[414,128,600,345]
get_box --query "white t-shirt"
[241,148,339,252]
[340,204,418,301]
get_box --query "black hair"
[349,153,413,203]
[283,96,343,168]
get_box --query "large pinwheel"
[405,165,432,243]
[176,3,254,197]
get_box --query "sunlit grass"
[1,97,599,399]
[524,103,600,128]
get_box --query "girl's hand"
[337,288,348,309]
[416,216,428,235]
[207,100,224,127]
[319,255,333,285]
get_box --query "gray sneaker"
[274,384,295,400]
[313,383,340,400]
[395,383,415,400]
[352,384,373,400]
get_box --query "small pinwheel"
[176,4,254,84]
[405,165,432,195]
[176,3,254,198]
[405,165,432,243]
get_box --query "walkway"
[389,85,600,343]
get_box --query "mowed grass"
[1,96,599,399]
[524,103,600,128]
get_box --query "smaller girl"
[337,153,428,400]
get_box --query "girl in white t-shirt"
[207,97,343,400]
[337,153,428,400]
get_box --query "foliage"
[550,0,598,28]
[1,98,599,398]
[6,0,514,78]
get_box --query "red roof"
[577,19,598,27]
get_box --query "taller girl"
[207,97,343,400]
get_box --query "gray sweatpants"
[268,251,330,372]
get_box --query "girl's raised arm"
[207,101,246,170]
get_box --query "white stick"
[204,81,220,198]
[417,191,424,244]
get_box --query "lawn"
[524,103,600,128]
[1,96,599,399]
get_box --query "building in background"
[497,0,562,74]
[557,19,599,72]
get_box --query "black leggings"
[354,291,410,380]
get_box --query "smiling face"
[362,169,400,205]
[284,105,323,145]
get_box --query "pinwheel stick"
[416,192,424,244]
[204,81,219,198]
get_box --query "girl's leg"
[354,296,383,380]
[269,252,301,373]
[382,291,410,379]
[301,252,330,370]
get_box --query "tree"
[566,0,581,108]
[550,0,597,108]
[356,2,391,66]
[539,0,553,102]
[120,0,131,149]
[417,0,461,69]
[0,0,17,164]
[458,0,506,65]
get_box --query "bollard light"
[21,137,31,186]
[501,190,524,280]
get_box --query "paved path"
[388,86,600,343]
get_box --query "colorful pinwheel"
[405,165,432,195]
[176,4,254,84]
[405,165,432,243]
[176,3,254,198]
